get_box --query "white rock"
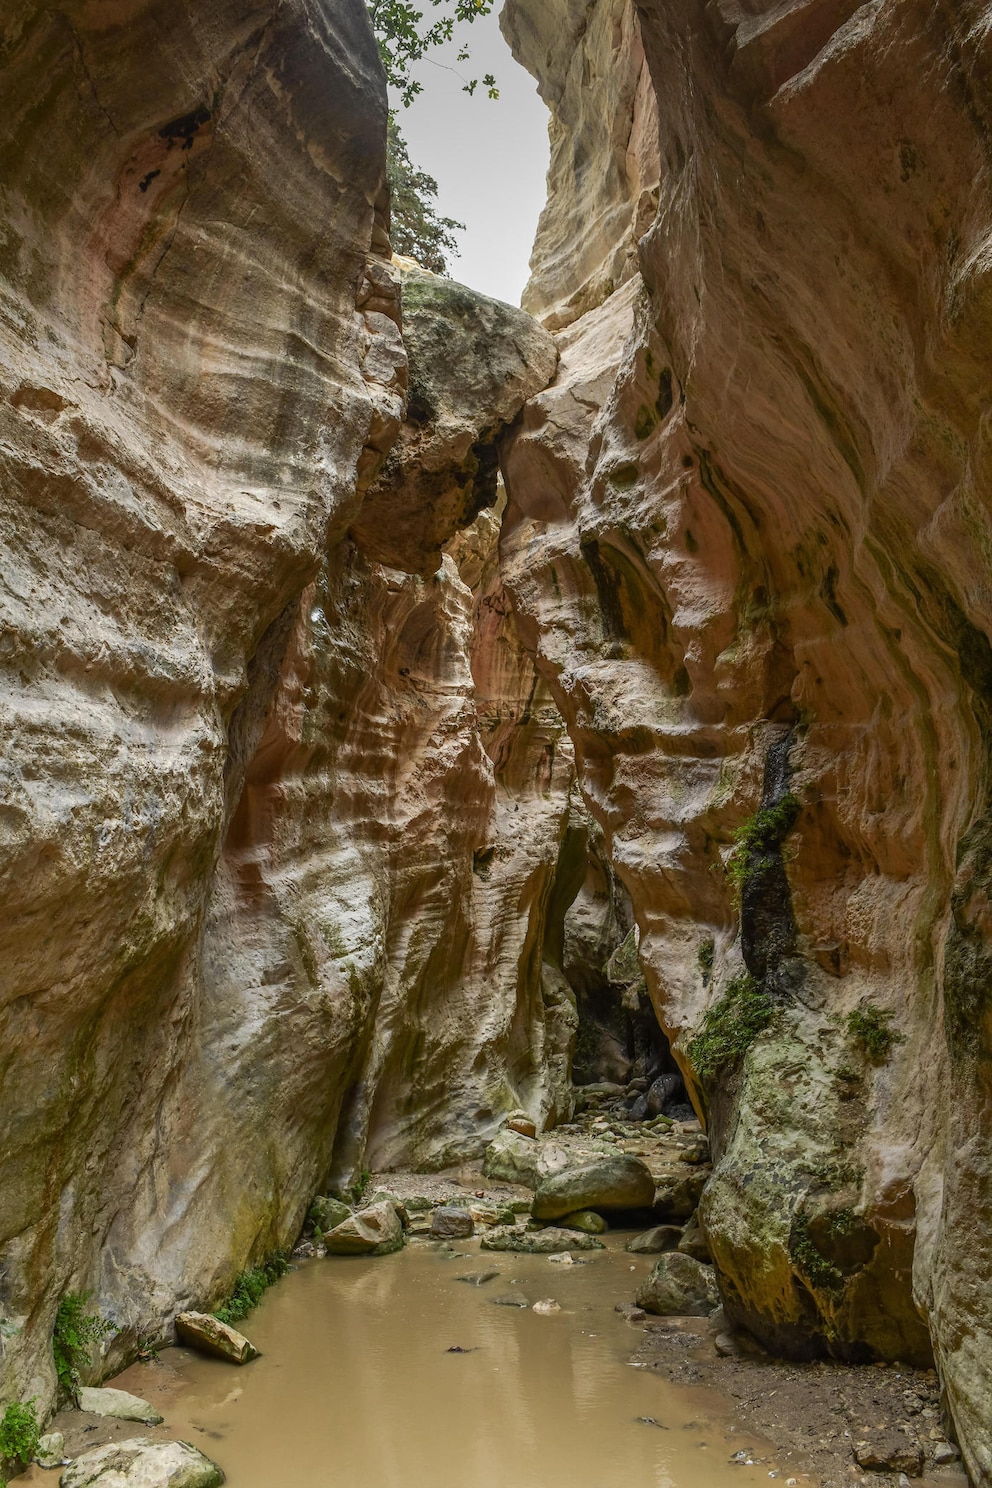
[78,1387,164,1425]
[60,1437,223,1487]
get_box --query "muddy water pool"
[87,1239,787,1488]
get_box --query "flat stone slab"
[78,1387,164,1425]
[480,1225,604,1253]
[60,1437,224,1487]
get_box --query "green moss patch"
[688,972,776,1083]
[726,793,801,902]
[847,1004,904,1063]
[214,1253,290,1327]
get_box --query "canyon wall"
[0,0,566,1414]
[500,0,992,1478]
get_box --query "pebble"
[532,1298,561,1315]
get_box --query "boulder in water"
[325,1199,404,1255]
[481,1225,604,1253]
[532,1155,655,1220]
[430,1206,474,1239]
[175,1311,259,1364]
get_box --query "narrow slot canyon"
[1,1,991,1486]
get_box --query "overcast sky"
[390,8,550,306]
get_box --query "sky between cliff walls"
[391,7,549,306]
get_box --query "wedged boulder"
[78,1387,163,1425]
[60,1437,224,1488]
[430,1206,474,1239]
[481,1225,604,1253]
[505,1111,537,1138]
[324,1199,404,1255]
[636,1253,720,1317]
[532,1155,655,1220]
[652,1169,708,1223]
[626,1224,682,1255]
[175,1312,259,1365]
[351,265,558,576]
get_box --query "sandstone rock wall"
[501,0,992,1477]
[0,0,565,1414]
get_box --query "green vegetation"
[387,117,465,273]
[726,793,801,902]
[214,1254,290,1327]
[367,0,498,107]
[696,936,715,982]
[688,972,776,1083]
[790,1212,845,1293]
[52,1293,113,1400]
[0,1400,39,1471]
[847,1003,904,1063]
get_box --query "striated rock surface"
[0,0,564,1417]
[501,0,992,1477]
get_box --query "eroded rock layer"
[501,0,992,1477]
[0,0,565,1414]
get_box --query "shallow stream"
[98,1240,781,1488]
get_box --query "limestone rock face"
[501,0,992,1477]
[0,0,565,1418]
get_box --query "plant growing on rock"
[0,1399,39,1475]
[52,1293,113,1401]
[847,1004,904,1064]
[687,972,776,1083]
[726,793,801,903]
[214,1254,290,1327]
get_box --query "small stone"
[493,1294,530,1307]
[60,1438,223,1488]
[175,1311,259,1364]
[78,1386,164,1425]
[532,1298,561,1314]
[932,1443,959,1466]
[627,1224,682,1255]
[36,1431,65,1469]
[715,1332,742,1357]
[506,1112,538,1138]
[430,1206,475,1240]
[456,1269,500,1286]
[615,1302,647,1322]
[854,1432,924,1476]
[559,1209,608,1235]
[636,1252,720,1317]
